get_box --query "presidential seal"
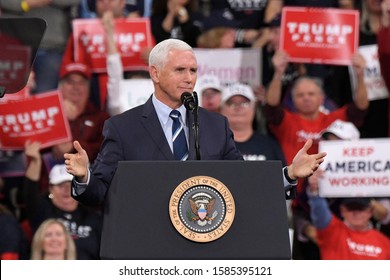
[169,176,235,242]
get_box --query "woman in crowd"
[23,141,102,260]
[31,219,76,260]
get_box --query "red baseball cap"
[60,62,91,80]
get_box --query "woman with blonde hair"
[31,219,76,260]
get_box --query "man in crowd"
[196,75,223,113]
[53,62,110,164]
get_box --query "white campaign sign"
[119,79,154,111]
[350,44,389,101]
[193,48,262,89]
[118,49,261,111]
[318,138,390,197]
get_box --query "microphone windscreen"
[181,92,192,104]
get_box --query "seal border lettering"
[169,175,235,243]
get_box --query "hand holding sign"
[351,52,367,78]
[272,50,289,76]
[101,11,115,36]
[64,140,89,183]
[24,139,42,181]
[24,139,41,161]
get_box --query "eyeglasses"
[225,101,252,109]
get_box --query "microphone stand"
[192,92,201,160]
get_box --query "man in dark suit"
[64,38,326,206]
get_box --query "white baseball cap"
[221,83,256,104]
[49,164,73,185]
[197,75,223,93]
[321,120,360,140]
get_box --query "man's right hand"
[64,140,89,183]
[272,50,288,76]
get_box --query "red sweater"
[318,216,390,260]
[266,106,348,164]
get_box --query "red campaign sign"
[73,18,155,73]
[280,7,359,65]
[0,87,30,103]
[0,90,72,150]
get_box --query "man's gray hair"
[291,76,324,97]
[149,39,193,69]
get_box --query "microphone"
[181,92,197,111]
[181,91,201,160]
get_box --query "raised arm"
[306,169,332,229]
[265,50,288,107]
[102,10,124,116]
[351,53,369,110]
[24,140,42,182]
[264,0,283,24]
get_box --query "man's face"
[292,80,324,117]
[60,73,89,107]
[221,95,255,129]
[49,181,78,212]
[151,49,197,108]
[340,205,372,230]
[96,0,125,18]
[201,89,222,112]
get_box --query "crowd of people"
[1,0,390,260]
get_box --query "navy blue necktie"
[170,110,188,161]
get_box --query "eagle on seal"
[188,192,218,226]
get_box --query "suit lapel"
[141,98,174,160]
